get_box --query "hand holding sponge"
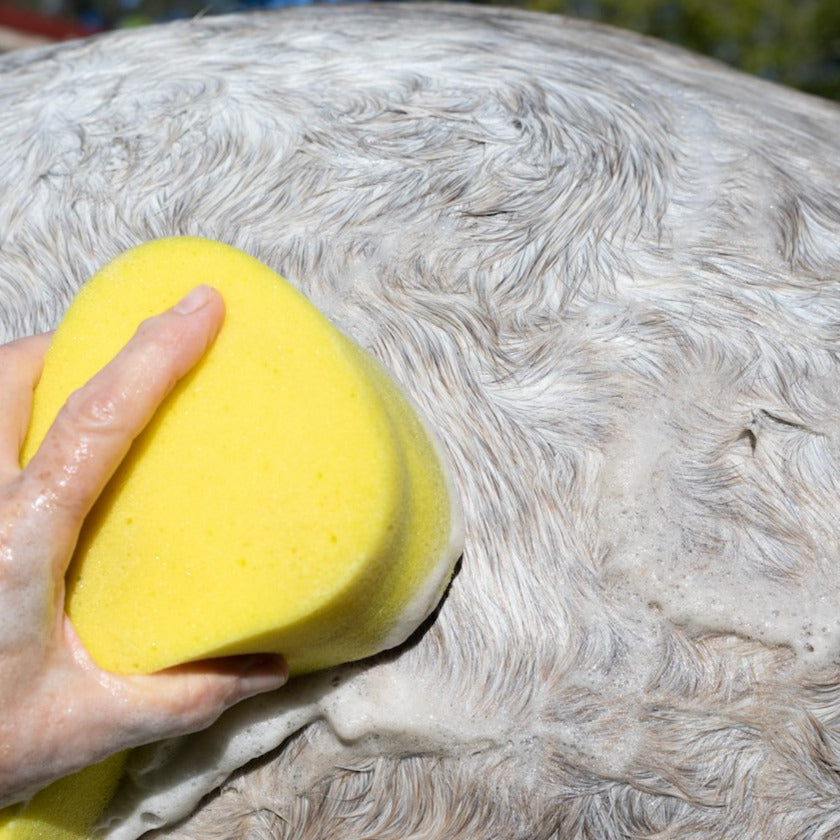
[24,236,462,676]
[1,237,462,837]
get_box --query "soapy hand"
[0,285,288,807]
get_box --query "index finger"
[22,286,224,542]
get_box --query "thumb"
[89,653,288,748]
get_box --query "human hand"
[0,285,287,806]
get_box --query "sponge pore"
[22,237,462,676]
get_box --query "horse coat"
[2,5,840,837]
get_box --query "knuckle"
[134,313,167,342]
[168,676,231,729]
[62,385,122,433]
[135,310,185,353]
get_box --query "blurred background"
[0,0,838,101]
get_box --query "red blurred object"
[0,2,100,40]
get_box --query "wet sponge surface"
[22,237,460,676]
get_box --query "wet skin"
[0,285,287,807]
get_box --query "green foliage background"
[477,0,840,102]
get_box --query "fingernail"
[173,285,213,315]
[242,654,288,693]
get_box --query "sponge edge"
[22,237,464,676]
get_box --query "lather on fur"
[2,4,840,838]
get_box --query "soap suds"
[599,385,840,670]
[100,663,495,839]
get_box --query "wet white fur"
[2,4,840,838]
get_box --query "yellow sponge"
[2,238,460,839]
[22,237,461,676]
[0,753,127,840]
